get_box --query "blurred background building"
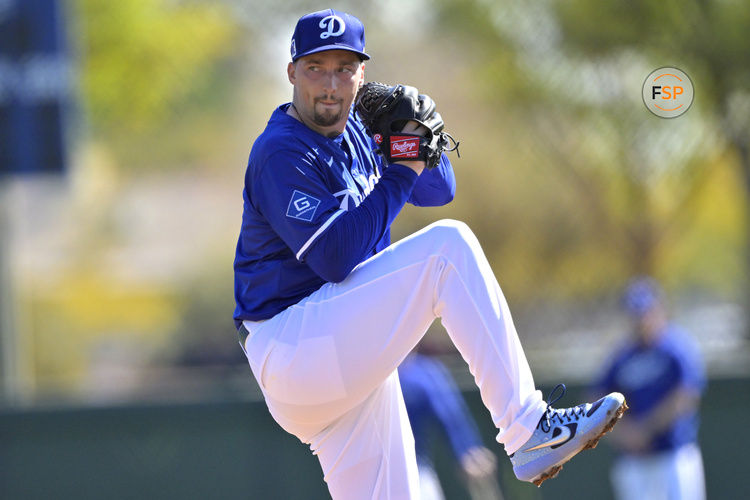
[1,0,749,499]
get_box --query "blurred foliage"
[164,262,245,369]
[31,270,179,393]
[71,0,240,166]
[423,0,749,302]
[553,0,750,179]
[12,0,750,398]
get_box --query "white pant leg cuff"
[497,396,548,455]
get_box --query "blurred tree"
[431,0,747,300]
[72,0,239,161]
[554,0,750,302]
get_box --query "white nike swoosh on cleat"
[522,424,576,452]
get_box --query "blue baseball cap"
[621,276,663,317]
[291,9,370,62]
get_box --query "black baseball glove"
[354,82,459,169]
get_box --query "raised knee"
[423,219,477,248]
[427,218,472,236]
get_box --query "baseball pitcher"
[233,8,627,499]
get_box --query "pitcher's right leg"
[309,371,420,500]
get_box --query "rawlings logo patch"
[286,190,320,222]
[390,136,420,158]
[373,133,383,144]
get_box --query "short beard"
[311,96,345,127]
[313,112,344,130]
[312,109,342,127]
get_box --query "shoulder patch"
[286,190,320,222]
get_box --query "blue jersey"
[234,104,455,323]
[594,323,705,453]
[399,353,483,464]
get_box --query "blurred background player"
[592,277,706,500]
[399,342,504,500]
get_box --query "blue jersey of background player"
[592,277,706,500]
[399,352,487,466]
[593,278,705,455]
[595,323,704,454]
[399,350,502,499]
[233,102,455,324]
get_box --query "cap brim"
[293,44,370,61]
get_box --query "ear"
[287,62,296,85]
[358,63,365,88]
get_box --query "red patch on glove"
[390,136,420,158]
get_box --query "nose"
[323,70,337,92]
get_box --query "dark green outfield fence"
[1,378,747,499]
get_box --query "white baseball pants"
[241,219,547,499]
[611,443,706,500]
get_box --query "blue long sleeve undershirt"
[303,163,419,283]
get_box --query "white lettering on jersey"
[368,173,379,192]
[332,157,382,211]
[333,188,360,211]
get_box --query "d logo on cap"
[319,15,345,39]
[290,9,370,62]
